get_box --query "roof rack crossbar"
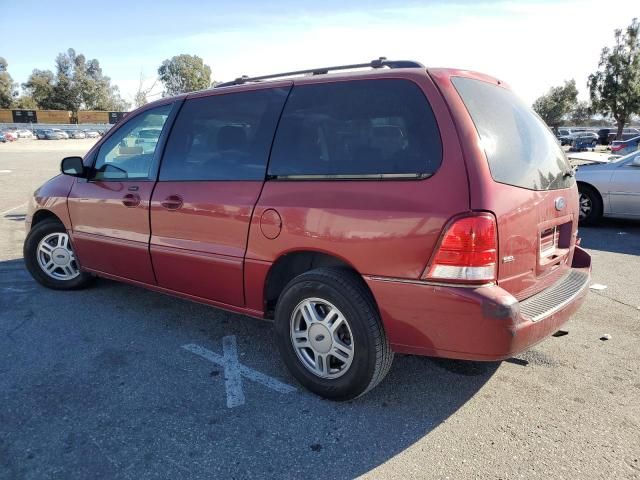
[215,57,424,88]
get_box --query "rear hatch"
[443,74,579,300]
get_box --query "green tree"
[570,101,592,125]
[158,54,212,96]
[588,18,640,139]
[532,79,579,130]
[22,69,56,109]
[0,57,17,108]
[22,49,129,112]
[13,96,37,109]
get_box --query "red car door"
[68,102,176,283]
[149,84,291,307]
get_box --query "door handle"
[161,195,183,210]
[122,193,141,207]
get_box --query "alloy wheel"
[36,232,80,280]
[290,298,354,379]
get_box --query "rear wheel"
[24,218,93,290]
[578,184,603,226]
[274,267,393,400]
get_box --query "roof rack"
[215,57,424,88]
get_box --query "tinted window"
[268,79,442,177]
[160,87,290,181]
[452,77,573,191]
[93,104,172,181]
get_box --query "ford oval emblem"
[555,197,566,211]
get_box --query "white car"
[15,129,34,139]
[84,130,100,138]
[576,150,640,224]
[53,129,69,139]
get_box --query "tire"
[591,140,597,148]
[578,184,603,226]
[274,267,393,401]
[23,218,93,290]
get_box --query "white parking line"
[222,335,245,408]
[183,338,297,408]
[0,170,12,174]
[0,203,27,217]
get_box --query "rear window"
[268,79,442,178]
[452,77,573,191]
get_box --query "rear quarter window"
[268,79,442,178]
[452,77,573,191]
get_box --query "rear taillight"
[423,214,497,283]
[611,144,622,152]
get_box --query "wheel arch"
[31,209,63,228]
[262,250,376,318]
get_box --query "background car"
[2,130,18,141]
[610,135,640,156]
[607,127,640,143]
[134,128,162,153]
[83,130,100,138]
[41,129,64,140]
[576,150,640,224]
[53,129,69,139]
[14,129,35,139]
[0,132,6,143]
[570,132,599,150]
[65,130,87,139]
[559,130,592,146]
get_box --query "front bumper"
[365,246,592,361]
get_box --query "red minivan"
[23,58,591,400]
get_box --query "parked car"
[22,58,592,400]
[134,128,162,153]
[15,129,35,139]
[2,130,18,141]
[53,129,69,139]
[610,135,640,156]
[570,132,599,150]
[0,132,6,143]
[40,129,64,140]
[607,128,640,143]
[65,130,87,139]
[83,130,100,138]
[576,150,640,224]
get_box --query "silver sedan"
[576,151,640,224]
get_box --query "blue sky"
[1,0,637,106]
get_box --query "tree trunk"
[616,120,625,140]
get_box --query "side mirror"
[61,156,86,177]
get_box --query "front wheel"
[24,218,93,290]
[274,267,393,401]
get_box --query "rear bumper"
[365,246,592,361]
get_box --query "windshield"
[452,77,574,191]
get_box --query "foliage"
[0,57,17,108]
[21,49,130,112]
[532,80,578,129]
[588,18,640,139]
[570,101,592,125]
[13,96,37,109]
[158,54,212,96]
